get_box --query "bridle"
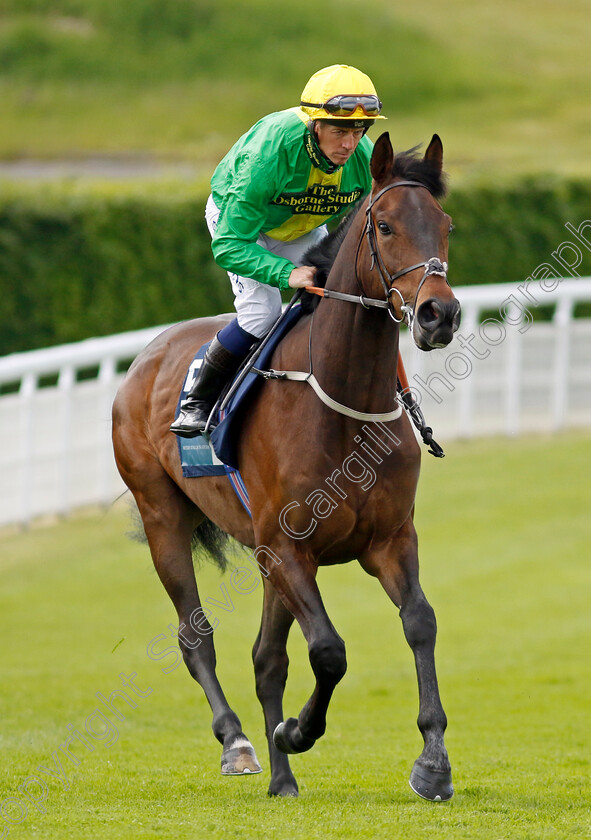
[242,180,451,445]
[307,180,450,331]
[360,180,449,327]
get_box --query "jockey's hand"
[288,265,317,289]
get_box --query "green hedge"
[446,176,591,295]
[1,176,591,356]
[0,186,234,355]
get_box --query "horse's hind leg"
[129,472,261,776]
[359,518,453,801]
[252,579,297,796]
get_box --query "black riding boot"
[170,335,243,438]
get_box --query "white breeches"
[205,194,328,338]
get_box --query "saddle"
[173,297,305,480]
[174,292,444,487]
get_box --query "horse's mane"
[300,200,365,313]
[300,145,447,314]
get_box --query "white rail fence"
[1,279,590,528]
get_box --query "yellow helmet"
[300,64,386,123]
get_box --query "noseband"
[359,179,449,326]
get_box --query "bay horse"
[112,132,461,800]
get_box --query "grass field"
[1,0,591,180]
[1,433,590,839]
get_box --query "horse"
[112,132,461,800]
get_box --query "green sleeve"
[211,151,294,291]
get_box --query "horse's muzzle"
[413,297,461,350]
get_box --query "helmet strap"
[304,121,340,174]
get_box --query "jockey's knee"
[237,300,282,338]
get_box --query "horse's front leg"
[359,518,453,801]
[258,544,347,758]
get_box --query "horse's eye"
[449,223,455,234]
[377,221,392,235]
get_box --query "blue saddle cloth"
[174,303,304,506]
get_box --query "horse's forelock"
[392,147,447,199]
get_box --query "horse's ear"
[424,134,443,172]
[370,132,394,183]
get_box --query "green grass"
[0,0,590,180]
[1,432,590,838]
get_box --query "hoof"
[273,718,316,755]
[221,738,262,776]
[268,779,299,798]
[409,761,453,802]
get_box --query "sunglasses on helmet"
[301,94,382,117]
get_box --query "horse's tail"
[126,497,229,573]
[191,518,230,573]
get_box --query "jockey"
[171,64,386,438]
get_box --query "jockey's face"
[315,123,365,166]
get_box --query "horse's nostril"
[417,300,442,327]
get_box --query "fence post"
[504,299,523,436]
[552,295,574,430]
[98,357,117,505]
[58,365,75,517]
[457,303,478,438]
[19,372,37,527]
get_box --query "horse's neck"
[310,224,400,415]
